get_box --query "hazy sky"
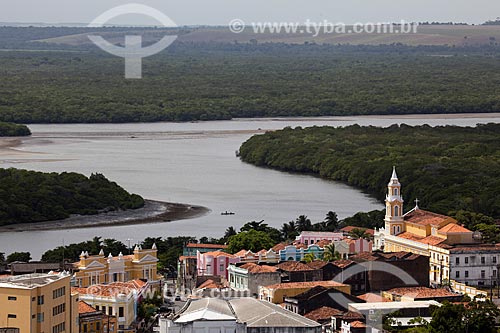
[1,0,499,25]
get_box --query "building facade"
[196,251,240,280]
[73,245,159,288]
[0,272,78,333]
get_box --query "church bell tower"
[385,166,404,235]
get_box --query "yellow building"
[78,301,105,333]
[73,244,159,288]
[0,272,78,333]
[258,281,351,304]
[374,167,477,286]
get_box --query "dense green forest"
[0,122,30,136]
[239,124,500,220]
[0,169,144,225]
[0,40,500,123]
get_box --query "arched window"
[394,206,400,217]
[397,225,401,233]
[393,188,398,196]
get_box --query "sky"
[0,0,499,26]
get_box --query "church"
[374,167,480,286]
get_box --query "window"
[8,296,17,301]
[52,322,65,333]
[394,206,400,216]
[219,264,224,273]
[53,287,66,299]
[494,270,497,278]
[481,257,486,264]
[465,271,469,278]
[52,303,66,316]
[96,323,101,331]
[108,306,113,316]
[456,257,460,265]
[37,313,44,322]
[37,295,44,305]
[95,305,99,311]
[465,257,469,264]
[456,271,460,278]
[119,307,124,318]
[83,324,88,333]
[393,188,398,196]
[481,270,486,279]
[7,314,16,318]
[494,257,497,264]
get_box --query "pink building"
[295,231,343,245]
[197,250,240,279]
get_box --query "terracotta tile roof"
[272,243,288,252]
[341,226,375,236]
[289,286,328,301]
[420,236,446,246]
[74,279,147,297]
[386,287,459,299]
[438,223,472,234]
[315,239,332,248]
[240,263,278,273]
[276,261,314,272]
[256,249,267,255]
[203,251,235,258]
[350,320,366,328]
[306,261,330,269]
[397,232,424,241]
[179,255,197,261]
[186,243,228,249]
[342,311,364,320]
[304,306,344,321]
[332,259,355,268]
[357,293,390,303]
[404,209,456,226]
[351,251,420,262]
[295,243,308,249]
[234,249,249,257]
[450,244,500,253]
[78,301,99,315]
[264,281,347,290]
[197,279,222,289]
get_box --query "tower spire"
[391,166,398,180]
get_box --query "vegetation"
[0,122,30,136]
[1,41,500,123]
[6,252,31,263]
[0,169,144,226]
[227,229,276,254]
[239,124,500,222]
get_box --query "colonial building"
[295,232,343,245]
[374,167,479,285]
[259,281,351,304]
[73,244,159,288]
[196,251,240,280]
[449,244,500,287]
[74,279,148,332]
[0,272,79,333]
[227,263,280,296]
[78,301,107,333]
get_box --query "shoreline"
[0,200,211,232]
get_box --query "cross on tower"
[414,198,420,209]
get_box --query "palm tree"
[348,228,373,241]
[322,244,340,261]
[296,215,313,232]
[303,252,316,263]
[281,221,298,241]
[324,211,340,231]
[240,220,268,232]
[223,226,237,242]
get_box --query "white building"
[450,244,500,287]
[158,297,321,333]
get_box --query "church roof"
[438,223,472,234]
[404,209,456,226]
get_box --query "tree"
[303,252,316,263]
[296,215,313,232]
[0,252,5,268]
[223,226,237,242]
[7,252,31,263]
[227,229,275,253]
[281,221,299,241]
[348,228,372,241]
[322,244,341,261]
[240,220,269,232]
[324,211,340,231]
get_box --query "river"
[1,114,499,259]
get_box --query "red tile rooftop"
[350,320,366,328]
[332,259,355,268]
[240,263,278,273]
[276,261,314,272]
[264,280,347,290]
[78,301,100,315]
[404,209,456,226]
[438,223,472,234]
[272,243,288,252]
[186,243,228,249]
[386,287,458,298]
[202,250,235,258]
[304,306,344,321]
[357,293,391,303]
[342,311,364,320]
